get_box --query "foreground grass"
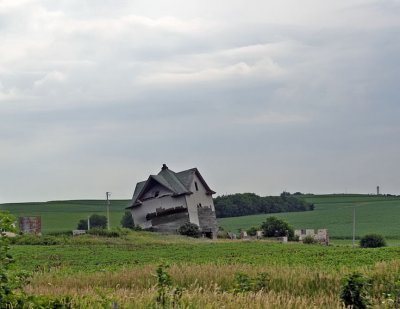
[6,230,400,308]
[10,232,400,273]
[26,260,400,308]
[8,232,400,308]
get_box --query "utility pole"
[106,192,111,230]
[87,215,90,230]
[352,207,356,248]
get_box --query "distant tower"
[377,186,380,195]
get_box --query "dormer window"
[195,182,199,191]
[154,191,160,197]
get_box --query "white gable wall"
[141,183,172,200]
[184,173,214,226]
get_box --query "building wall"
[294,229,329,244]
[198,207,218,238]
[184,173,215,226]
[131,195,187,229]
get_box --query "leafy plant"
[233,272,270,293]
[360,234,386,248]
[246,226,258,236]
[77,214,107,230]
[121,211,135,229]
[0,211,25,307]
[303,235,318,244]
[340,272,371,308]
[382,279,400,308]
[178,222,200,238]
[233,273,252,293]
[261,216,294,239]
[154,263,183,308]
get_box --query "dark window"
[195,182,199,191]
[154,191,160,197]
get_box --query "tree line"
[214,192,314,218]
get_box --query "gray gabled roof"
[127,164,215,208]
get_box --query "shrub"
[303,235,318,244]
[154,264,183,307]
[47,230,73,237]
[233,272,270,293]
[10,235,61,245]
[178,223,200,238]
[77,214,107,230]
[77,219,88,230]
[121,211,135,229]
[261,216,294,239]
[340,272,371,308]
[360,234,386,248]
[87,228,121,238]
[247,226,258,236]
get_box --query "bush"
[87,228,121,238]
[10,235,61,245]
[360,234,386,248]
[247,226,258,236]
[77,219,88,230]
[77,214,107,230]
[261,216,294,239]
[178,223,200,238]
[233,272,270,293]
[121,211,135,229]
[47,230,73,237]
[303,235,318,244]
[340,272,371,308]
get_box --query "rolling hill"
[1,194,400,238]
[218,194,400,239]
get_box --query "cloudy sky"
[1,0,399,202]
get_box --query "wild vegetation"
[4,230,400,308]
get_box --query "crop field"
[2,193,400,307]
[2,194,400,239]
[0,200,130,233]
[219,194,400,239]
[5,231,400,308]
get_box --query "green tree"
[77,219,88,230]
[261,216,294,239]
[77,214,107,230]
[121,211,135,229]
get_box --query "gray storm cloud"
[0,0,399,202]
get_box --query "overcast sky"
[1,0,399,203]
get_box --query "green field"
[1,194,400,239]
[0,200,130,232]
[3,231,400,308]
[219,194,400,239]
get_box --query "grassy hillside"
[2,194,400,238]
[0,200,130,233]
[219,194,400,239]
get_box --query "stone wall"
[197,206,218,238]
[151,211,190,232]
